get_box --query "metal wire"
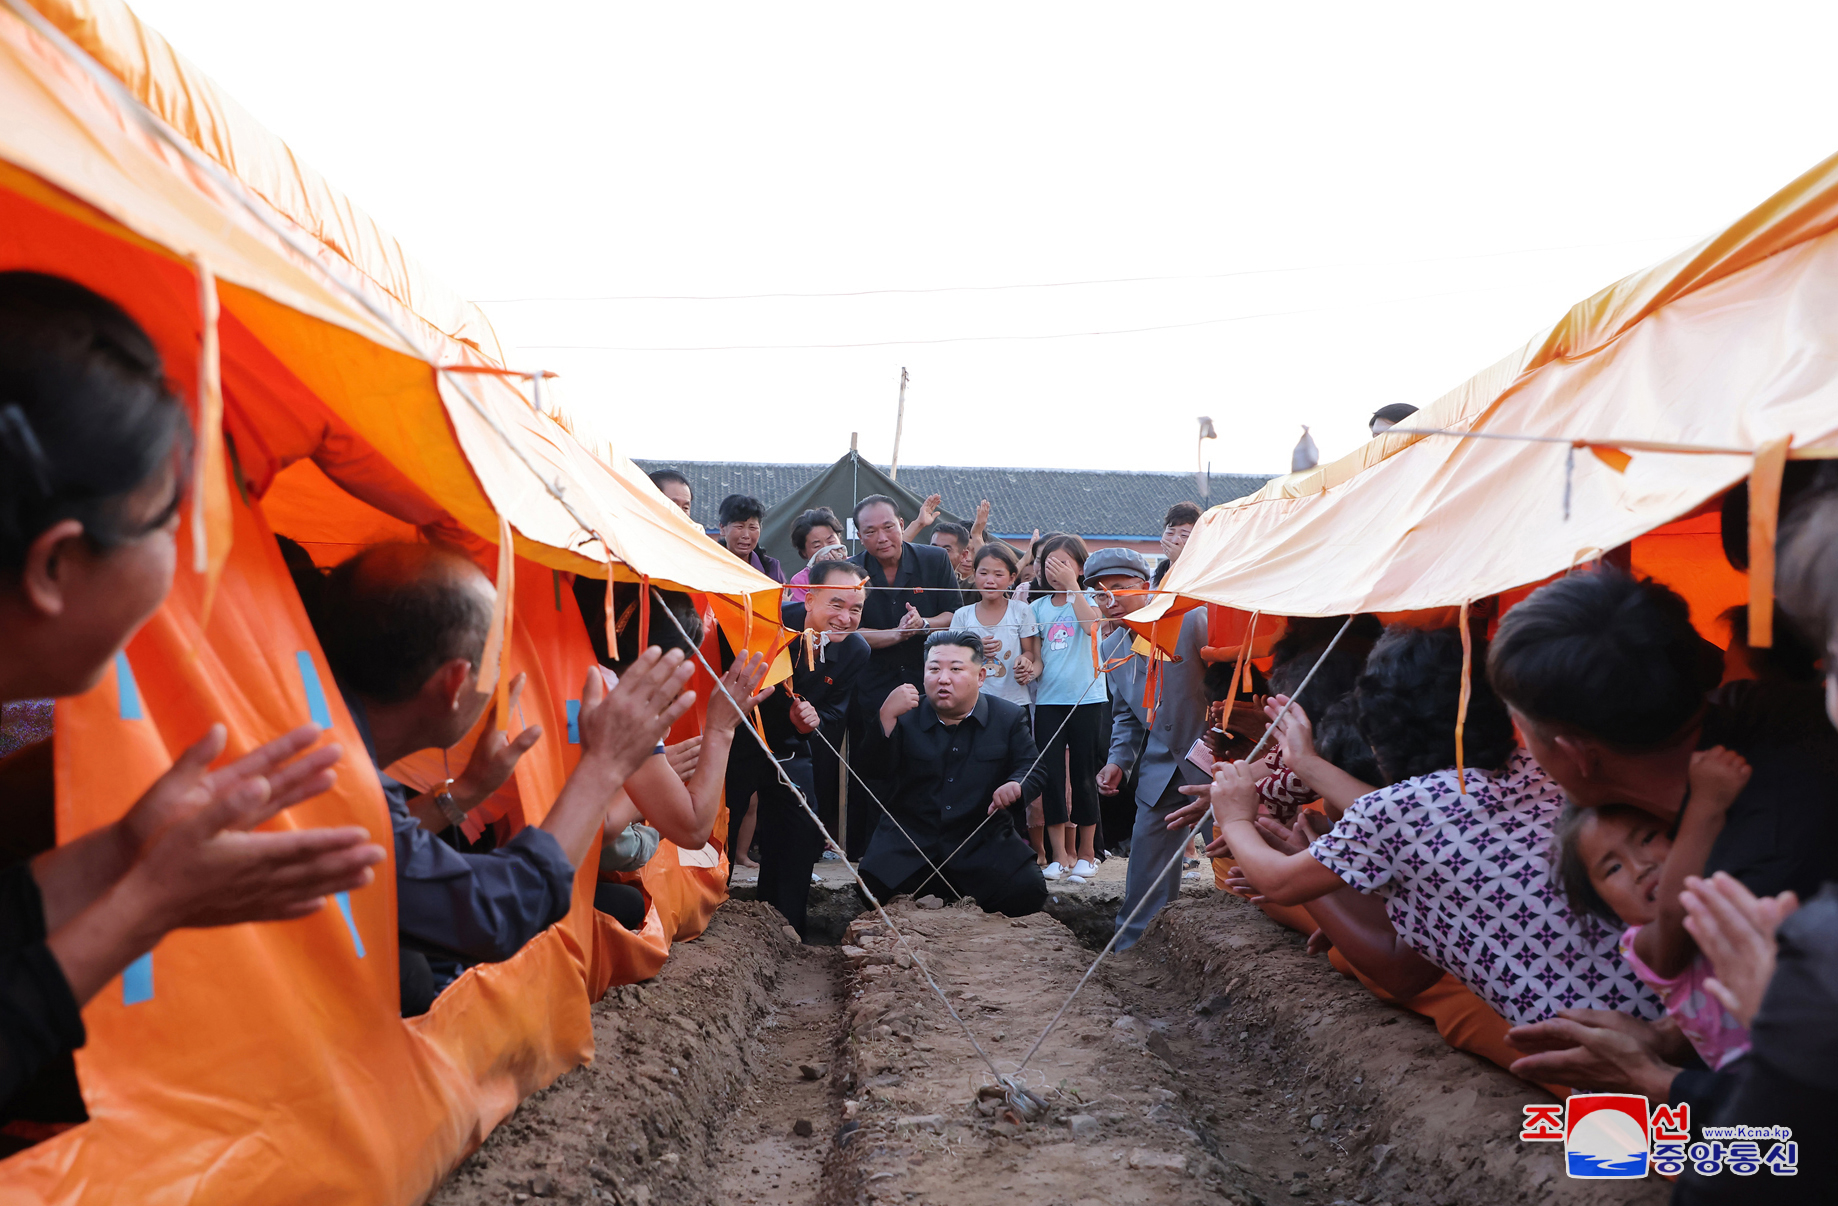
[1011,614,1358,1079]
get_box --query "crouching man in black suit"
[857,630,1050,917]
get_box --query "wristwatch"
[433,778,469,828]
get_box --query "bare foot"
[738,857,761,870]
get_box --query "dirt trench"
[432,892,1670,1206]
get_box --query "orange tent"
[1,0,788,1200]
[1144,149,1838,633]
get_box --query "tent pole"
[890,367,909,481]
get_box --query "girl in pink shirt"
[1557,747,1753,1069]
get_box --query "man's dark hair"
[648,468,691,497]
[1487,570,1723,749]
[1162,501,1202,528]
[571,575,705,667]
[1370,403,1419,428]
[809,559,869,587]
[853,494,901,525]
[1355,625,1517,785]
[318,543,492,704]
[0,272,192,576]
[717,494,765,527]
[924,629,984,663]
[931,520,971,548]
[1721,603,1822,684]
[790,507,843,558]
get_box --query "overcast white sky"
[127,1,1838,479]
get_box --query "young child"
[950,543,1040,710]
[1028,534,1107,883]
[1557,746,1754,1069]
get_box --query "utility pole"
[889,367,909,481]
[1196,415,1217,502]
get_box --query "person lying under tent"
[570,574,774,927]
[741,558,870,938]
[856,630,1051,917]
[0,272,384,1119]
[1085,547,1213,950]
[313,543,767,1015]
[1175,624,1663,1030]
[1486,569,1838,1108]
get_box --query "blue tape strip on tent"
[566,699,581,744]
[122,953,152,1004]
[295,651,332,727]
[294,652,364,957]
[114,651,142,720]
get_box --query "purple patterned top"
[1309,750,1662,1027]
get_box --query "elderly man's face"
[722,516,761,558]
[1092,572,1151,621]
[805,581,866,634]
[659,480,693,514]
[858,502,904,563]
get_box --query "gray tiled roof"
[635,459,1273,540]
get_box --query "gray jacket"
[1102,607,1213,809]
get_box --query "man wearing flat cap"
[1085,547,1214,949]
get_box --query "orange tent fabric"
[0,1,782,1200]
[1146,148,1838,622]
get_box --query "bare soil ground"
[431,887,1672,1206]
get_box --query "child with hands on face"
[1555,747,1755,1069]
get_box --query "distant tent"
[760,450,966,569]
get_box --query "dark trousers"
[859,842,1047,919]
[594,882,647,931]
[845,699,891,861]
[1032,702,1105,827]
[755,754,822,937]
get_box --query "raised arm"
[1176,761,1347,905]
[1635,747,1747,979]
[1263,696,1374,819]
[617,652,771,851]
[1303,889,1444,1000]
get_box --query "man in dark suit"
[857,631,1050,917]
[745,560,870,937]
[847,494,962,855]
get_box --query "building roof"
[635,459,1274,539]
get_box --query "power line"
[517,274,1594,352]
[473,236,1681,304]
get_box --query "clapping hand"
[1682,871,1799,1027]
[452,673,545,810]
[706,652,774,733]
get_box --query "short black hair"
[1355,625,1517,785]
[931,520,971,547]
[571,575,705,667]
[924,629,984,663]
[973,542,1019,576]
[790,507,844,558]
[1370,403,1418,427]
[717,494,765,527]
[1162,501,1202,528]
[648,468,691,496]
[1554,801,1653,925]
[0,272,192,576]
[1721,603,1822,684]
[318,543,492,704]
[1488,570,1722,749]
[853,494,901,525]
[809,559,869,587]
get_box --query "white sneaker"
[811,872,823,884]
[1042,862,1064,881]
[1071,859,1099,880]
